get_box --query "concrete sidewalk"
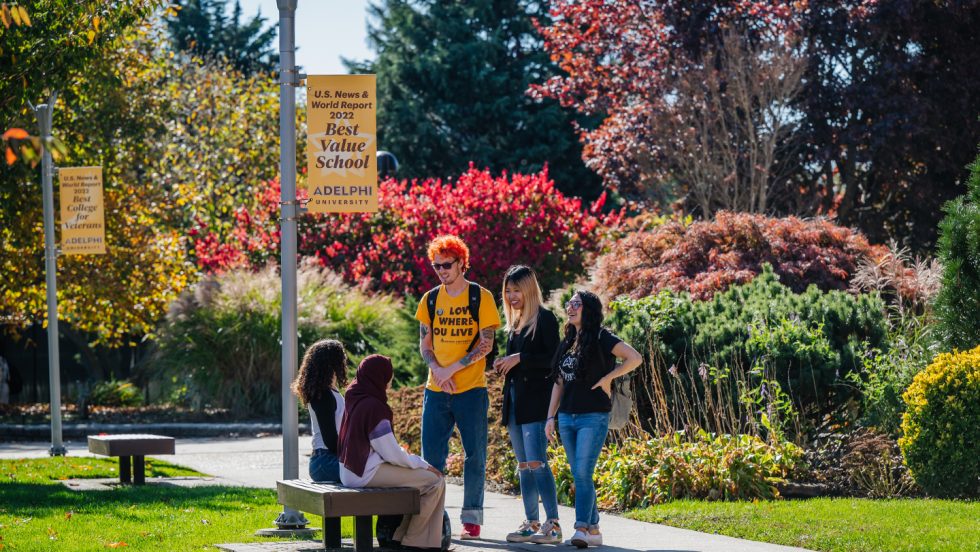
[0,437,810,552]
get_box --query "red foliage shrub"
[190,183,282,273]
[593,211,886,301]
[193,166,619,295]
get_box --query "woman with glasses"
[492,265,562,544]
[545,291,641,548]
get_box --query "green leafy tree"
[165,0,278,75]
[0,1,161,162]
[1,16,282,379]
[934,151,980,351]
[347,0,601,198]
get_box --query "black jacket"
[501,308,560,425]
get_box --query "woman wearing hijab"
[339,354,446,550]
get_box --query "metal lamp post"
[31,93,67,457]
[274,0,307,531]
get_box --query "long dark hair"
[552,290,606,385]
[292,339,349,405]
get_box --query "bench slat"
[88,435,175,456]
[277,479,420,518]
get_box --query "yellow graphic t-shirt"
[415,285,500,394]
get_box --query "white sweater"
[339,419,429,487]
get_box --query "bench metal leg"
[133,455,145,485]
[119,455,131,484]
[354,515,374,552]
[323,516,341,549]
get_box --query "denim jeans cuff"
[460,508,484,525]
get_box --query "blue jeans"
[422,387,488,525]
[309,449,340,482]
[507,390,559,522]
[557,412,609,529]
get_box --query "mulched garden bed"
[0,403,265,425]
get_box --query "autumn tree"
[1,15,282,379]
[793,0,980,249]
[534,0,980,249]
[347,0,601,198]
[657,28,806,216]
[1,1,161,163]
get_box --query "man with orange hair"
[416,234,500,540]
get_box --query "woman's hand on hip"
[591,375,613,399]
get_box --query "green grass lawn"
[629,498,980,552]
[0,457,351,551]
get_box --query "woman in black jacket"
[493,265,562,544]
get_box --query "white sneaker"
[529,519,562,544]
[569,529,589,548]
[585,527,603,547]
[506,520,539,543]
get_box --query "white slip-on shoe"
[569,528,589,548]
[585,527,603,547]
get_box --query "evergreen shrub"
[900,345,980,498]
[88,379,144,407]
[607,266,888,428]
[933,154,980,350]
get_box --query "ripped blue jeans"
[507,388,559,522]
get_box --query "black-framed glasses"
[565,300,583,310]
[431,259,458,271]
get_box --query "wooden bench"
[277,479,420,551]
[87,434,175,485]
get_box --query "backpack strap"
[425,286,441,327]
[466,282,482,352]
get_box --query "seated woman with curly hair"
[291,339,349,482]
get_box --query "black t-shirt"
[309,392,340,454]
[557,328,622,414]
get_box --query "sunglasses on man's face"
[431,260,458,271]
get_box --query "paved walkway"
[0,436,810,552]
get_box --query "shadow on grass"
[0,481,278,516]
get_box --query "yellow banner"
[306,74,378,213]
[59,166,106,255]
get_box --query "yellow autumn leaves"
[0,3,31,28]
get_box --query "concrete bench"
[87,434,175,485]
[276,479,419,551]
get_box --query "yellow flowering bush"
[900,345,980,497]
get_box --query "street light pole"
[34,94,67,457]
[274,0,307,530]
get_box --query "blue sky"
[236,0,374,74]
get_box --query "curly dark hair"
[552,290,606,386]
[291,339,349,405]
